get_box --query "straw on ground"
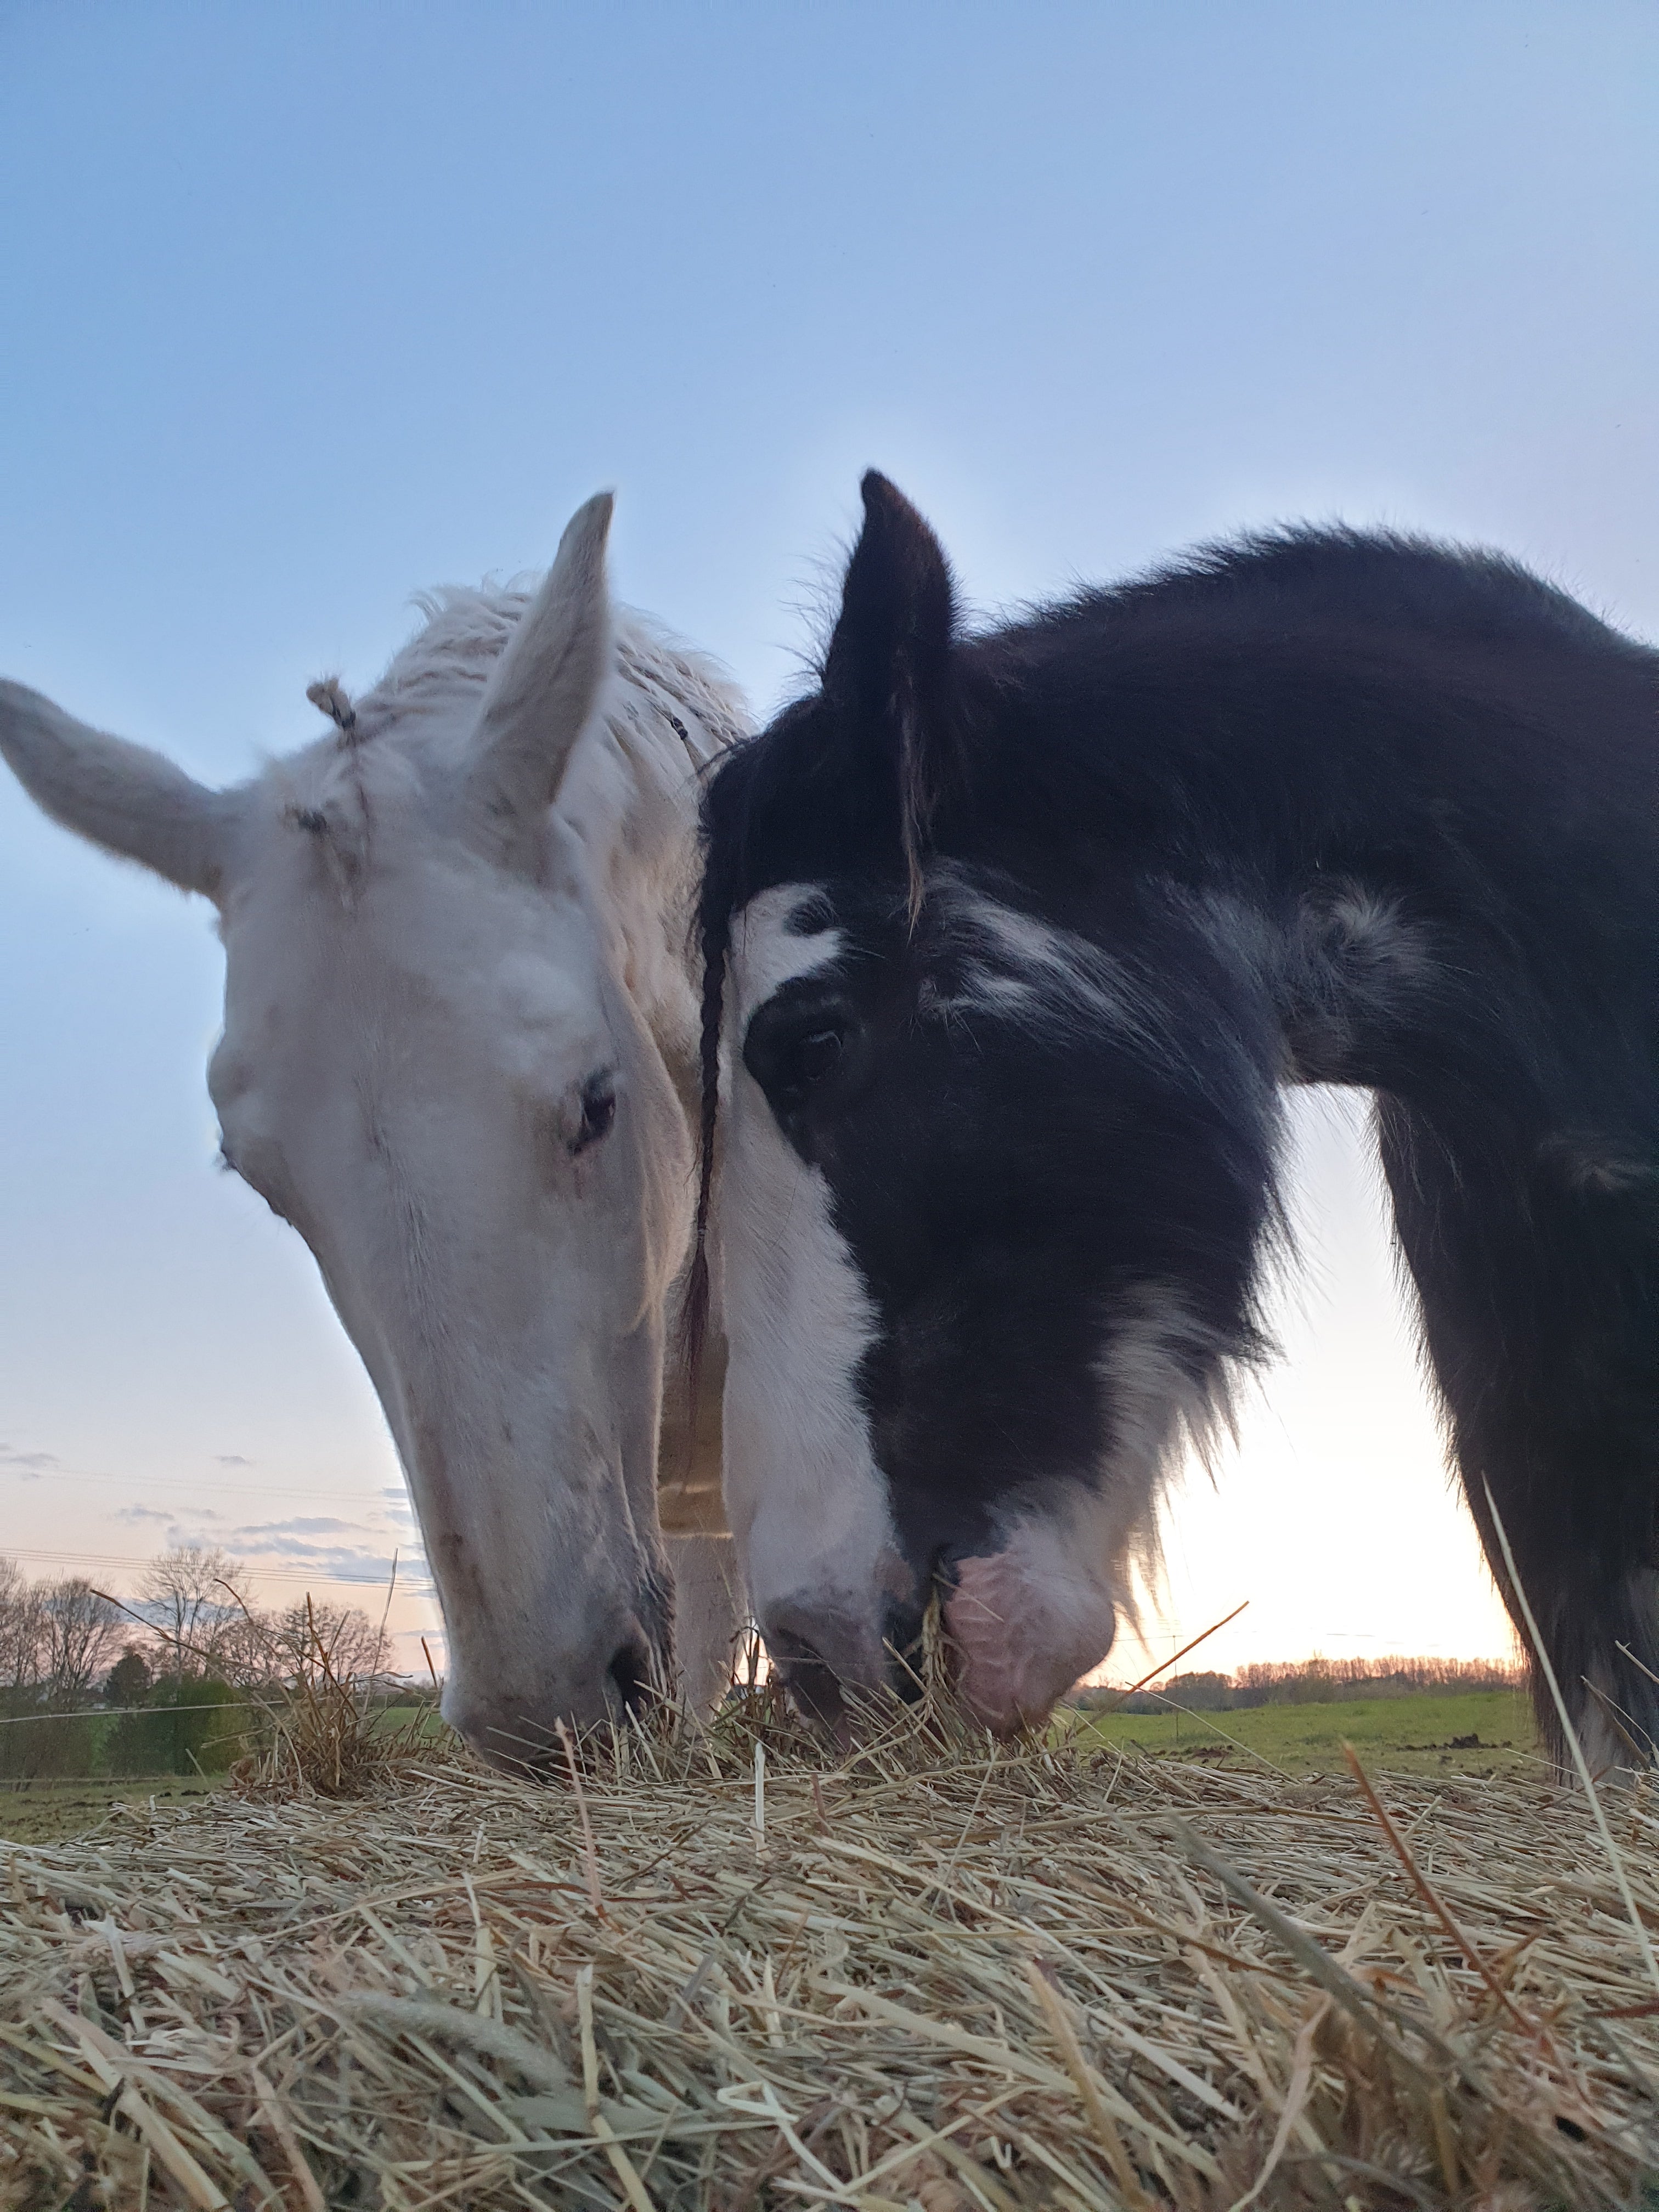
[3,1691,1658,2209]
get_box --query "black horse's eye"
[785,1028,843,1091]
[572,1079,617,1155]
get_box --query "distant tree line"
[0,1547,416,1781]
[1071,1652,1523,1716]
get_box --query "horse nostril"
[607,1642,648,1718]
[780,1656,848,1729]
[765,1627,823,1671]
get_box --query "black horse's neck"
[941,540,1659,1138]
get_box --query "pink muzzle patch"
[945,1544,1120,1734]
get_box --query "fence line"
[0,1700,252,1728]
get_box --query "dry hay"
[3,1696,1659,2211]
[229,1596,433,1807]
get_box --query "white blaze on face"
[720,884,906,1684]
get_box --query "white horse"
[0,494,744,1765]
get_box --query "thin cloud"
[215,1454,253,1468]
[229,1517,366,1541]
[379,1488,422,1536]
[223,1518,433,1591]
[114,1502,224,1527]
[0,1443,58,1480]
[108,1511,431,1594]
[245,1539,430,1588]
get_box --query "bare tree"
[0,1558,44,1694]
[127,1551,392,1697]
[39,1579,124,1703]
[204,1601,278,1689]
[242,1599,390,1690]
[137,1547,253,1677]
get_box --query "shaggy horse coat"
[696,472,1659,1770]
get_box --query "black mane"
[1070,522,1629,650]
[704,521,1655,922]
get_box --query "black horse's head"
[698,476,1282,1730]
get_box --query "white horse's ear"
[464,490,614,870]
[0,679,236,898]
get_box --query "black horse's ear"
[822,472,960,916]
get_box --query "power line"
[0,1699,251,1727]
[1,1543,434,1596]
[3,1463,408,1508]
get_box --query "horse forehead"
[727,872,1105,1036]
[729,883,847,1024]
[224,856,605,1069]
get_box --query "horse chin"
[943,1540,1120,1736]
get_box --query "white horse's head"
[0,495,736,1765]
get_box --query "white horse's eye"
[571,1075,617,1156]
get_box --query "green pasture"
[0,1691,1548,1846]
[0,1775,221,1844]
[0,1702,448,1843]
[1064,1686,1538,1776]
[376,1705,450,1737]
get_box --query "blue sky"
[1,2,1654,1673]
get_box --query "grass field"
[0,1690,1543,1844]
[0,1774,220,1844]
[0,1708,445,1843]
[1067,1685,1538,1775]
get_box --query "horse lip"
[460,1715,568,1778]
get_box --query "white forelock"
[259,584,746,851]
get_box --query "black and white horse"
[695,471,1659,1772]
